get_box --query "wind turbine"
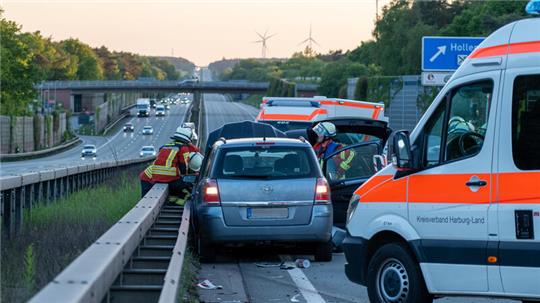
[253,30,276,58]
[299,24,320,56]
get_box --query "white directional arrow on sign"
[429,45,447,62]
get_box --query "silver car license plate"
[247,207,288,219]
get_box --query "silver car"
[139,145,156,157]
[142,125,154,135]
[193,138,333,262]
[81,144,97,158]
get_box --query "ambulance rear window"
[512,74,540,170]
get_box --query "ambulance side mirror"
[392,131,413,171]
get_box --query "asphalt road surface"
[203,93,259,141]
[0,100,190,176]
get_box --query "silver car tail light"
[314,178,330,204]
[203,179,221,205]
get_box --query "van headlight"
[347,194,360,224]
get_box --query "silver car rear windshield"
[214,146,318,179]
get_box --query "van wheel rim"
[376,258,409,303]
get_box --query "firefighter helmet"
[171,126,193,143]
[188,152,204,172]
[313,122,337,138]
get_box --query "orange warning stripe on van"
[257,108,328,121]
[469,40,540,59]
[408,173,491,204]
[498,172,540,204]
[354,172,540,204]
[354,175,407,203]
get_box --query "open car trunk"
[286,117,392,226]
[205,121,287,153]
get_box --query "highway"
[0,100,190,176]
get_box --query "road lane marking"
[231,101,258,120]
[279,255,326,303]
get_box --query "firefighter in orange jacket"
[139,126,202,198]
[312,121,355,178]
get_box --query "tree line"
[215,0,528,99]
[0,12,192,116]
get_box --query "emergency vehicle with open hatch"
[342,6,540,303]
[255,96,388,132]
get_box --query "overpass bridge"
[36,80,318,114]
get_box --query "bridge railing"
[0,157,153,237]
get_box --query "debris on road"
[197,279,223,290]
[256,259,311,270]
[255,262,282,268]
[290,294,302,302]
[294,259,311,269]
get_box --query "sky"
[2,0,390,66]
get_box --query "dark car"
[123,123,134,132]
[286,117,391,226]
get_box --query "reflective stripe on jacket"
[139,142,200,183]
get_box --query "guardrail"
[0,157,153,237]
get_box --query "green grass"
[1,173,140,303]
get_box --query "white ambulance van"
[255,96,387,132]
[343,6,540,303]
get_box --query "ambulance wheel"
[314,241,333,262]
[198,237,215,263]
[367,243,432,303]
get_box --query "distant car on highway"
[142,125,154,135]
[149,99,157,109]
[192,137,333,263]
[155,105,166,116]
[81,144,97,158]
[180,97,190,104]
[123,122,134,132]
[139,145,156,157]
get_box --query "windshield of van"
[261,121,312,132]
[215,146,318,179]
